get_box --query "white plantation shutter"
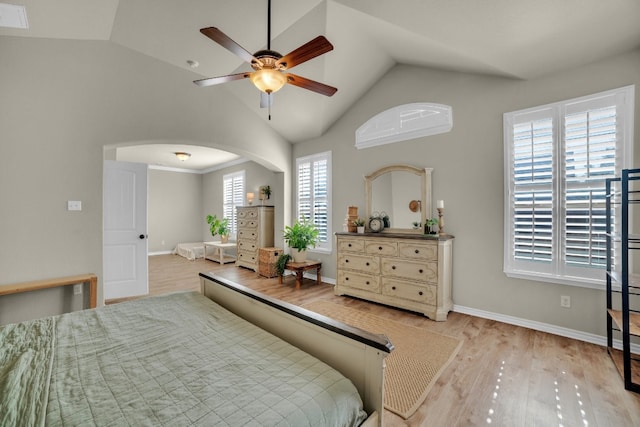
[296,151,332,252]
[504,86,633,288]
[223,171,244,236]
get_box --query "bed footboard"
[199,273,392,426]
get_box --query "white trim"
[355,103,453,149]
[149,250,173,256]
[148,158,250,175]
[454,304,640,354]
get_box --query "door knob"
[139,234,147,239]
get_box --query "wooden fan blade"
[285,73,337,97]
[275,36,333,70]
[194,72,251,87]
[200,27,262,66]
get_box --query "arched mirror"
[365,165,433,234]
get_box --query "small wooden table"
[204,242,237,264]
[279,260,322,290]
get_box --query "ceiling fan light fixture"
[174,152,191,161]
[250,68,287,94]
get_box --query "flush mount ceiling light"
[174,152,191,161]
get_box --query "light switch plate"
[67,200,82,211]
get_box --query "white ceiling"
[3,0,639,171]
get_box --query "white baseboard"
[149,250,173,256]
[454,304,640,354]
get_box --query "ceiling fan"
[193,0,337,111]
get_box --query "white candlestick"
[437,200,444,209]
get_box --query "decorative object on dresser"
[246,192,255,205]
[282,217,319,263]
[436,199,446,235]
[335,233,454,320]
[353,217,366,233]
[344,205,359,232]
[259,185,271,203]
[235,205,274,272]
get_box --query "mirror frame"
[365,165,433,234]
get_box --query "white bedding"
[174,242,204,260]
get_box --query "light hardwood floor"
[109,254,640,426]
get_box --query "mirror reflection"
[365,165,433,234]
[370,172,422,229]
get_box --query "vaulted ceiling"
[3,0,639,169]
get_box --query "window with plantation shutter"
[296,151,332,252]
[223,171,244,237]
[504,86,634,288]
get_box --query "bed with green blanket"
[0,280,391,426]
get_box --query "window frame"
[295,151,332,253]
[222,170,245,239]
[503,85,634,289]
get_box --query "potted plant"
[283,217,319,262]
[206,215,231,243]
[261,185,271,200]
[425,218,439,235]
[353,218,366,233]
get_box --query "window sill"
[505,270,609,291]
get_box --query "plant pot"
[220,235,229,244]
[290,248,308,263]
[357,226,365,234]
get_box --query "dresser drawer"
[337,238,365,253]
[337,254,379,274]
[398,242,437,261]
[237,208,259,219]
[238,229,259,240]
[237,251,257,265]
[238,240,258,253]
[382,279,436,304]
[381,258,437,282]
[338,270,380,292]
[365,239,397,256]
[238,218,258,229]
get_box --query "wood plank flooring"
[108,254,640,426]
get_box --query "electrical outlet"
[74,284,83,295]
[560,295,571,308]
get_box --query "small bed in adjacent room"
[0,273,392,426]
[173,242,205,260]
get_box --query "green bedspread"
[0,292,367,426]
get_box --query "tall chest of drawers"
[235,206,275,272]
[335,232,454,321]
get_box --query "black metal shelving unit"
[606,168,640,393]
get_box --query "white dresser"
[335,232,453,321]
[235,206,275,272]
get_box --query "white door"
[103,160,149,300]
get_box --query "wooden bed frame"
[199,272,393,427]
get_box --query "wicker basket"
[258,247,282,278]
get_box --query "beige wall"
[148,169,204,253]
[294,48,640,337]
[0,36,290,313]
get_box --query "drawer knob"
[392,286,396,290]
[345,277,349,281]
[415,249,420,254]
[366,281,370,285]
[419,291,423,296]
[392,265,396,270]
[419,269,423,273]
[348,243,352,247]
[366,262,370,266]
[378,246,383,251]
[345,259,349,263]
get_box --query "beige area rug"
[302,301,463,419]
